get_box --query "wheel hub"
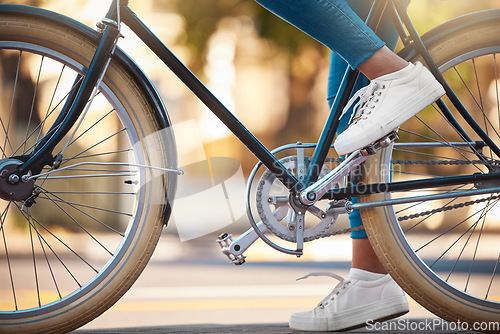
[0,159,35,201]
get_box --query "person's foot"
[289,269,409,331]
[334,62,445,156]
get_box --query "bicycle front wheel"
[361,10,500,327]
[0,6,176,333]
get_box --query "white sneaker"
[334,62,445,156]
[289,270,409,331]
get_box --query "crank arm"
[300,131,398,206]
[217,206,288,265]
[300,149,368,205]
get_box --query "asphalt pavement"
[75,320,481,333]
[70,233,493,334]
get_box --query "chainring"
[256,156,340,242]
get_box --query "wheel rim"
[0,41,149,318]
[382,48,500,308]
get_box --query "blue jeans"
[253,0,385,69]
[328,0,410,238]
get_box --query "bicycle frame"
[18,0,500,209]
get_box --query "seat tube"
[306,68,359,186]
[305,0,389,186]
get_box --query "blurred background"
[2,0,498,236]
[0,1,499,329]
[2,0,498,173]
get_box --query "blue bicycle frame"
[16,0,500,205]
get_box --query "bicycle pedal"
[360,130,399,155]
[216,233,246,265]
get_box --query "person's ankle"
[357,46,409,79]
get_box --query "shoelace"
[296,272,351,309]
[338,81,386,125]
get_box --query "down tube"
[121,7,299,190]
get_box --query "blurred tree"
[168,0,500,147]
[408,0,500,36]
[0,0,498,163]
[169,0,321,69]
[0,0,44,4]
[0,0,42,144]
[170,0,326,149]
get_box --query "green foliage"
[408,0,500,36]
[0,0,44,5]
[170,0,321,56]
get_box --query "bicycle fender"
[0,4,178,224]
[398,9,500,61]
[0,4,172,132]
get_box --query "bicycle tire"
[361,9,500,328]
[0,6,177,333]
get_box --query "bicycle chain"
[316,157,495,238]
[317,194,497,238]
[320,225,365,238]
[397,194,500,222]
[325,157,491,165]
[316,192,499,237]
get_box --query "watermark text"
[365,318,500,332]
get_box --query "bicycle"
[0,0,498,332]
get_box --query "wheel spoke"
[39,186,126,236]
[494,54,500,131]
[27,212,42,307]
[1,203,17,310]
[37,194,133,218]
[10,74,84,158]
[63,128,127,164]
[23,56,44,155]
[0,15,173,332]
[33,213,63,300]
[15,202,99,276]
[486,254,500,300]
[2,51,21,157]
[38,191,116,255]
[61,148,133,162]
[371,47,500,316]
[414,115,489,172]
[63,106,114,151]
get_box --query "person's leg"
[352,238,385,273]
[333,0,442,154]
[253,0,385,70]
[329,0,411,273]
[254,0,408,77]
[329,56,387,273]
[358,45,408,79]
[289,2,411,331]
[254,0,444,156]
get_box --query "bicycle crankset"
[256,156,340,242]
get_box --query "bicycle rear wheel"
[0,7,176,333]
[361,10,500,327]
